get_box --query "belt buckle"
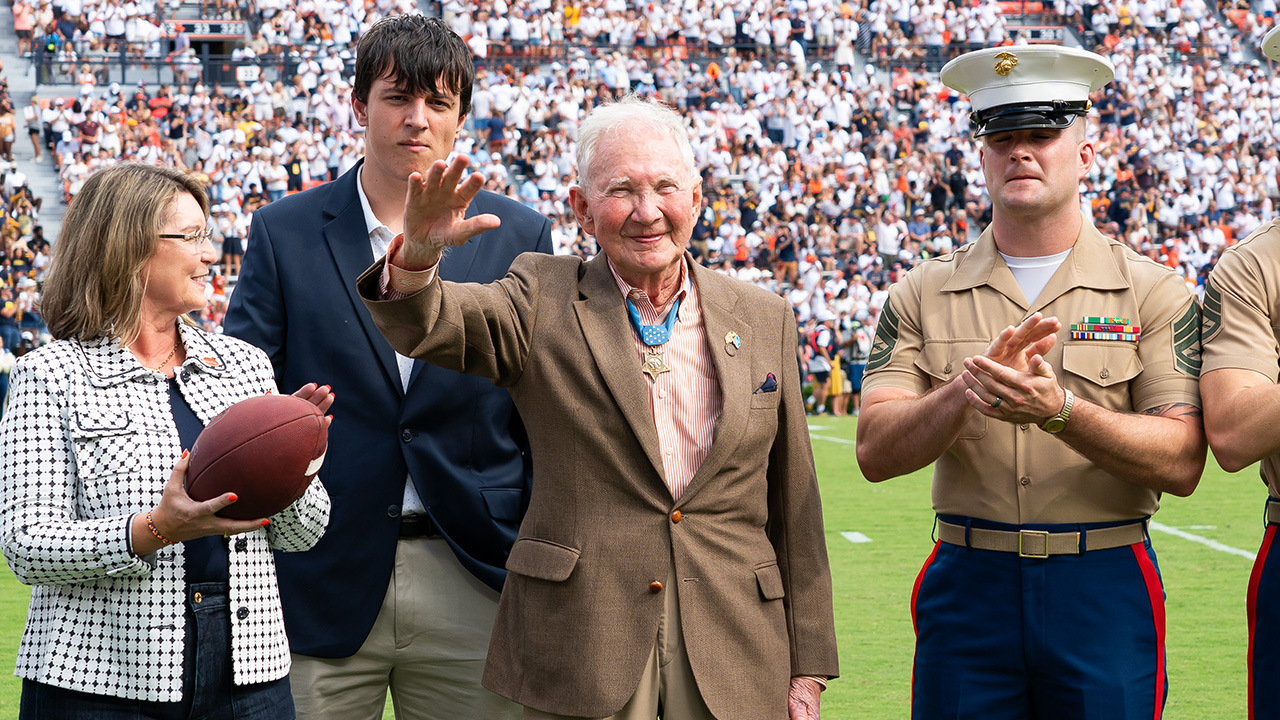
[1018,529,1050,558]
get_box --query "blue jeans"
[0,324,19,353]
[19,583,294,719]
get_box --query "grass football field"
[0,415,1261,718]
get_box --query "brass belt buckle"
[1018,529,1050,558]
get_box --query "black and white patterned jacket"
[0,322,331,702]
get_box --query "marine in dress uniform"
[1201,28,1280,720]
[856,45,1206,719]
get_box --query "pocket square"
[755,373,778,394]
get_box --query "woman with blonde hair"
[1,162,333,719]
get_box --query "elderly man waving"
[356,96,838,720]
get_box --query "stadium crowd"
[4,0,1280,415]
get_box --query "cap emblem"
[994,51,1018,76]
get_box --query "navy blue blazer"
[223,162,553,657]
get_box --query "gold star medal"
[628,295,682,381]
[642,349,670,380]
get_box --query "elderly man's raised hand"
[398,156,502,271]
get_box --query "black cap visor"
[970,100,1090,137]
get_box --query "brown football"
[185,394,327,520]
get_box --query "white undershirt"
[357,168,428,517]
[999,247,1072,307]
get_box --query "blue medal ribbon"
[626,296,681,347]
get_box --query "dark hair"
[353,15,474,118]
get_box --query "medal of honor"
[628,294,682,381]
[642,349,670,380]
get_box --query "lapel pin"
[724,331,741,356]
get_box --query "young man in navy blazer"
[223,15,551,720]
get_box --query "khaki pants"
[523,569,715,720]
[290,537,519,720]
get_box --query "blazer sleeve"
[356,252,545,388]
[224,210,286,389]
[265,476,330,552]
[241,347,330,553]
[767,301,841,680]
[0,361,153,585]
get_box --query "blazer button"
[649,581,663,593]
[234,538,248,552]
[401,428,413,443]
[236,607,249,620]
[671,510,682,523]
[180,370,191,382]
[387,505,401,518]
[1100,368,1110,379]
[193,591,203,604]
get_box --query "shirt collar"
[78,322,230,388]
[606,256,691,314]
[941,216,1129,296]
[355,165,393,240]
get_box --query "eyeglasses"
[158,226,214,251]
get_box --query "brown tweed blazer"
[357,251,838,719]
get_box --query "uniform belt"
[399,514,441,539]
[937,519,1146,558]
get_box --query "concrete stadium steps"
[0,2,64,242]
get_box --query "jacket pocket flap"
[481,487,525,522]
[754,562,785,600]
[69,409,135,438]
[506,538,581,582]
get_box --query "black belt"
[399,514,441,539]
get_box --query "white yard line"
[809,434,857,446]
[1149,521,1257,561]
[841,531,872,544]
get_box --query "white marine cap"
[1262,25,1280,61]
[940,45,1114,137]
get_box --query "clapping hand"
[960,313,1067,423]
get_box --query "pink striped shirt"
[609,258,722,502]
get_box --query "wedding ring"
[991,396,1003,409]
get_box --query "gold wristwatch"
[1040,388,1074,434]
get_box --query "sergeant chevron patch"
[866,298,900,373]
[1201,277,1222,343]
[1173,301,1202,377]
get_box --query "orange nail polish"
[181,449,189,459]
[261,519,271,526]
[227,493,238,503]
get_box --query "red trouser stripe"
[911,541,940,635]
[909,542,941,711]
[1248,525,1277,720]
[1132,544,1166,720]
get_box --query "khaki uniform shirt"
[1201,219,1280,497]
[863,221,1201,524]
